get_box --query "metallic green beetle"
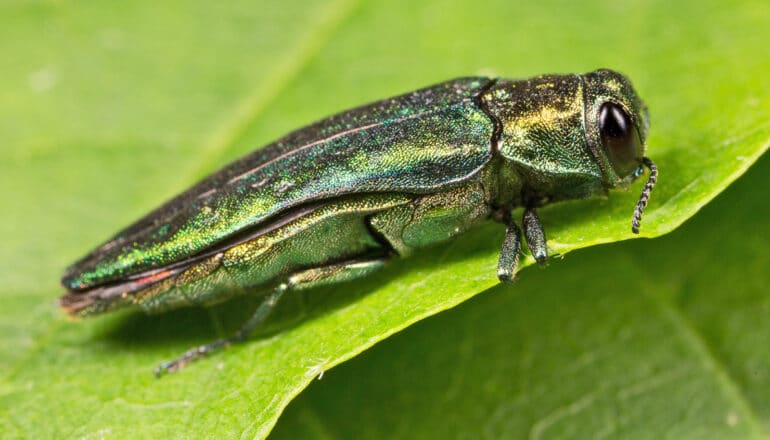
[60,69,657,374]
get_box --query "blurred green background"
[1,0,768,438]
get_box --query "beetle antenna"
[631,157,658,234]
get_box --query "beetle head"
[581,69,650,189]
[581,69,657,233]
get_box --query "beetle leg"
[497,210,522,283]
[523,207,548,267]
[154,258,387,376]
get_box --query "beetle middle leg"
[154,258,387,376]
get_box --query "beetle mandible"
[60,69,657,374]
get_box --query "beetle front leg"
[497,210,522,283]
[523,207,548,266]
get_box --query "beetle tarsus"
[154,341,229,377]
[523,208,548,267]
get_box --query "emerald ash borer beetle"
[60,69,658,375]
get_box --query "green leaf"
[272,150,770,440]
[1,0,768,438]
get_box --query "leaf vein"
[648,290,767,436]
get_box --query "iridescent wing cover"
[63,78,496,291]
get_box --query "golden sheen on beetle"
[60,69,657,374]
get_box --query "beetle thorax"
[481,75,606,207]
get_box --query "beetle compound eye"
[599,102,641,177]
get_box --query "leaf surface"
[0,0,768,437]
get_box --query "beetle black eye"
[599,102,641,177]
